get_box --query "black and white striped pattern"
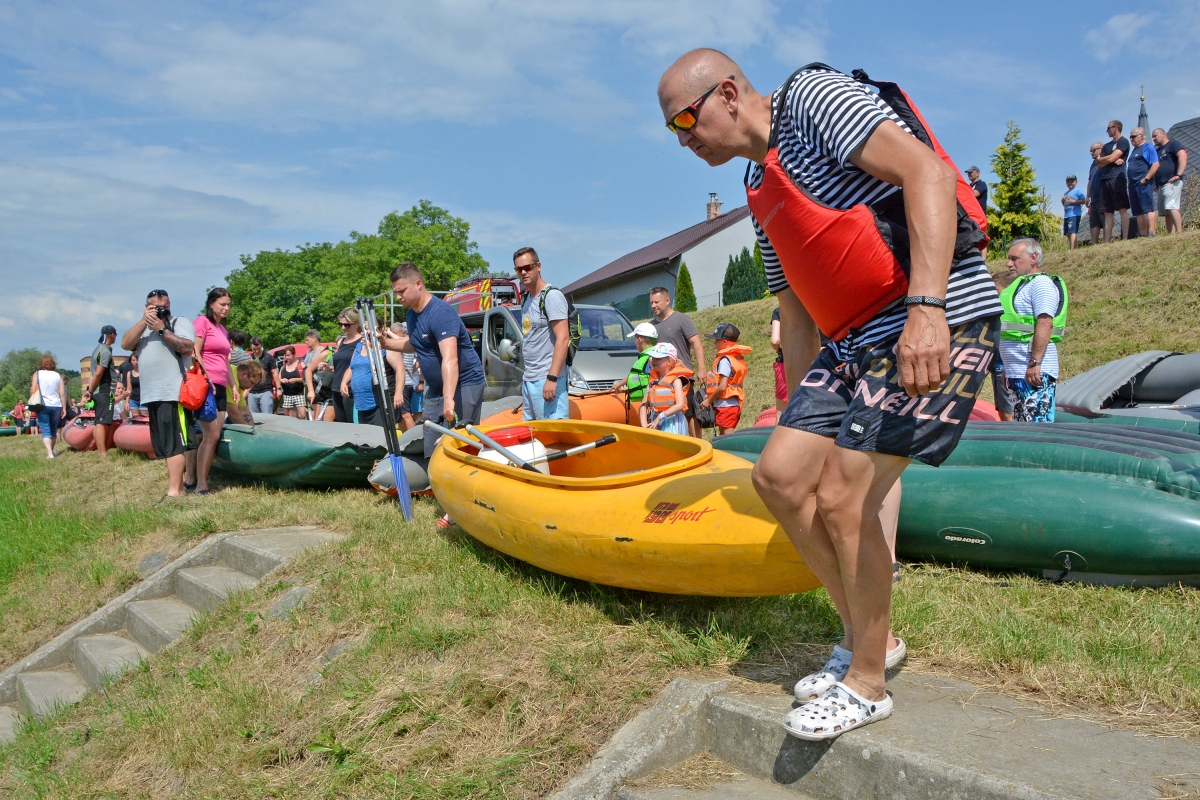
[747,66,1002,346]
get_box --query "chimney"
[706,192,722,220]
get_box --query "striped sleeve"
[751,209,789,294]
[787,71,896,169]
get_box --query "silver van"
[461,304,639,401]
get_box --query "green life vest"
[999,273,1068,343]
[626,352,652,401]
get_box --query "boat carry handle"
[527,434,618,465]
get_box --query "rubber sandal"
[436,515,453,529]
[783,681,893,741]
[793,639,907,704]
[184,482,197,492]
[195,489,210,496]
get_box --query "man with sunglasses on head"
[658,51,1000,741]
[120,290,197,497]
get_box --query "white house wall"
[680,216,758,309]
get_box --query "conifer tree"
[987,121,1043,254]
[675,262,697,312]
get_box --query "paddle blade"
[389,454,413,521]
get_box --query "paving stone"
[17,670,89,719]
[74,634,150,691]
[126,597,199,653]
[620,773,817,799]
[175,566,258,612]
[267,586,313,619]
[0,705,20,744]
[136,551,170,577]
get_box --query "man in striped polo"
[658,50,1001,739]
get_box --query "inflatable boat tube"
[63,413,119,452]
[113,416,155,458]
[479,392,636,427]
[712,422,1200,586]
[214,415,387,489]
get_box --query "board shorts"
[146,401,197,460]
[715,404,742,429]
[1157,181,1182,212]
[1129,180,1155,216]
[282,393,305,409]
[773,361,788,401]
[1063,216,1080,235]
[778,316,1000,467]
[1004,376,1057,423]
[1099,176,1129,212]
[92,392,114,425]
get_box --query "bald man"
[659,51,1001,740]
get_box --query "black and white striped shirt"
[746,67,1001,354]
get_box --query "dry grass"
[625,752,743,791]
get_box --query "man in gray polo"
[513,246,571,420]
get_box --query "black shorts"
[400,384,414,415]
[213,383,227,412]
[92,392,114,425]
[356,406,386,428]
[778,316,1000,466]
[145,401,197,459]
[684,379,699,419]
[1099,176,1129,212]
[1088,204,1103,230]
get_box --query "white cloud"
[1085,13,1155,62]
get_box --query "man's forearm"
[1176,151,1188,177]
[1030,317,1053,364]
[902,166,957,298]
[777,289,820,395]
[120,322,145,351]
[690,335,705,373]
[441,361,459,405]
[161,329,193,355]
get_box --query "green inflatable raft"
[214,415,387,489]
[713,423,1200,587]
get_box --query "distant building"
[563,195,758,320]
[1168,116,1199,181]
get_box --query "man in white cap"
[610,322,658,404]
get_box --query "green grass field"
[1,231,1198,796]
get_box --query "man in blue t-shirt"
[383,261,486,459]
[1084,143,1104,245]
[1126,127,1160,237]
[1152,128,1188,234]
[1060,175,1086,250]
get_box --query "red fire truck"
[443,274,523,315]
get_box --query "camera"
[154,306,171,321]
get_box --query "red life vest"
[745,65,988,342]
[645,364,694,415]
[705,344,752,404]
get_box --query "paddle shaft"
[356,297,413,520]
[463,424,541,472]
[527,434,617,465]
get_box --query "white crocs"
[793,639,906,704]
[783,681,893,741]
[793,645,852,704]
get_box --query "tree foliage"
[722,246,766,305]
[987,121,1044,253]
[225,202,489,346]
[675,262,697,312]
[0,348,51,402]
[0,384,20,411]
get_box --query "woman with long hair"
[192,287,238,494]
[327,307,362,423]
[278,346,307,418]
[30,354,65,458]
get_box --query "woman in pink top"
[192,287,238,494]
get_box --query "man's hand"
[144,306,165,332]
[231,386,241,404]
[443,397,456,422]
[895,305,950,397]
[542,378,558,402]
[1026,363,1043,388]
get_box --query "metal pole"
[356,296,413,520]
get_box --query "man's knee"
[751,432,824,504]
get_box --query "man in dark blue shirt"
[1085,142,1104,244]
[1152,127,1188,234]
[1094,120,1131,242]
[383,261,486,459]
[965,166,987,213]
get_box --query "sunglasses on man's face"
[666,76,735,134]
[514,262,539,273]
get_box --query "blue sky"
[2,0,1198,363]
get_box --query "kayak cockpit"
[441,420,712,488]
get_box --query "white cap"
[646,342,678,360]
[628,322,659,339]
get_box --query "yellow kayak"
[428,420,819,596]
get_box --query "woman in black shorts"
[278,346,306,418]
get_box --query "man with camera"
[120,289,197,497]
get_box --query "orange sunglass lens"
[672,110,697,131]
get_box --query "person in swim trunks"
[658,50,1001,740]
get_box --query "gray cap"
[966,166,980,174]
[98,325,116,342]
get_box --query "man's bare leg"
[1119,209,1131,240]
[1090,225,1102,245]
[93,423,109,457]
[165,453,186,496]
[1104,212,1114,243]
[1167,209,1182,233]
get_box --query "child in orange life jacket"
[699,323,752,435]
[638,342,693,436]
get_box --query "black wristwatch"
[1028,359,1040,367]
[904,296,947,309]
[545,374,558,383]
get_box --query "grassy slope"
[1,233,1199,795]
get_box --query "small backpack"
[538,286,582,367]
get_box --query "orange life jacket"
[645,364,694,415]
[705,344,752,404]
[744,64,988,342]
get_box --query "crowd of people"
[1081,122,1187,246]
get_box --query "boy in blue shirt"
[1061,175,1086,250]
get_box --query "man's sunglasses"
[666,76,735,134]
[514,262,539,273]
[147,289,168,299]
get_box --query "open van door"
[481,307,523,401]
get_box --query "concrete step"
[73,634,150,691]
[220,529,342,579]
[621,772,818,799]
[17,669,89,719]
[0,704,20,744]
[126,597,199,653]
[176,566,258,612]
